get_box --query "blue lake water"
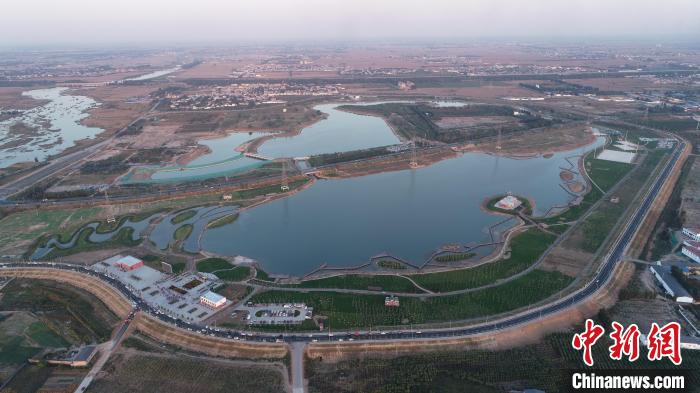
[256,103,401,158]
[200,137,604,275]
[0,87,103,168]
[145,132,268,182]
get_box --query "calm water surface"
[201,137,604,275]
[0,87,102,168]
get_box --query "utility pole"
[281,161,290,191]
[496,126,502,151]
[409,141,419,168]
[104,189,116,223]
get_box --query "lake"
[0,87,103,168]
[200,137,604,275]
[256,103,401,158]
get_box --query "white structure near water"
[495,195,522,210]
[596,149,636,163]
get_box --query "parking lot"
[91,255,230,323]
[239,303,312,325]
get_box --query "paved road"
[0,101,159,202]
[0,138,684,346]
[73,310,136,393]
[290,342,306,393]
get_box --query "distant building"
[649,265,694,303]
[115,255,144,271]
[385,295,400,307]
[682,241,700,264]
[200,291,227,309]
[682,227,700,242]
[222,194,233,201]
[495,195,522,210]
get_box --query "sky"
[1,0,699,46]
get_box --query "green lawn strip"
[207,212,239,229]
[538,187,602,225]
[434,252,477,263]
[409,229,556,293]
[585,155,633,192]
[172,224,193,242]
[294,274,423,293]
[575,149,667,253]
[196,257,232,272]
[376,260,407,269]
[214,266,251,282]
[171,262,186,274]
[44,226,141,259]
[171,209,197,225]
[538,151,635,226]
[196,257,250,281]
[232,179,309,200]
[256,269,273,282]
[249,269,572,329]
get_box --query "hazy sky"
[1,0,699,46]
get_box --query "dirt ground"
[90,347,288,393]
[456,123,596,156]
[76,84,159,134]
[681,158,700,225]
[539,247,597,278]
[0,87,51,110]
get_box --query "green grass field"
[44,226,141,259]
[409,229,556,293]
[207,213,239,229]
[170,210,196,224]
[585,155,633,192]
[213,266,251,281]
[434,252,477,263]
[294,274,423,293]
[251,269,572,329]
[196,258,251,281]
[196,257,232,272]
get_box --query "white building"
[649,265,694,303]
[682,227,700,242]
[495,195,522,210]
[200,291,227,309]
[682,242,700,264]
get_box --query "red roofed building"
[115,256,144,271]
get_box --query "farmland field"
[307,331,700,393]
[90,351,287,393]
[250,269,572,329]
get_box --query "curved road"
[0,139,685,344]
